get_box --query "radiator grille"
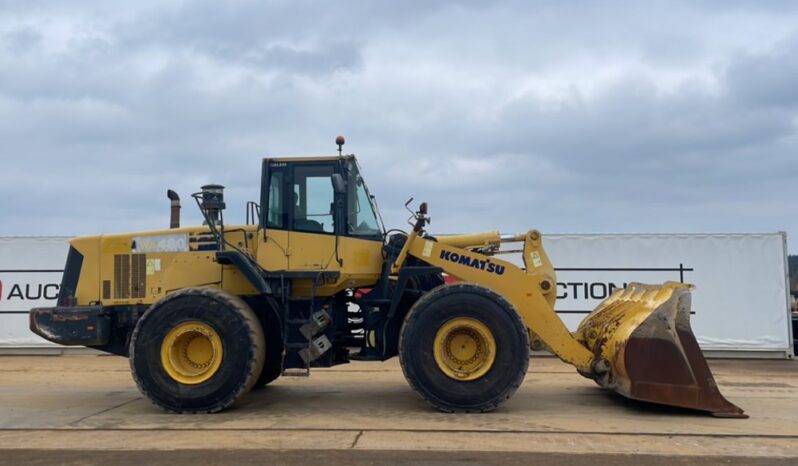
[113,254,146,299]
[114,255,129,299]
[131,253,146,299]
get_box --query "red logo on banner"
[0,280,3,302]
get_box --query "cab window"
[293,165,334,234]
[347,174,380,236]
[266,170,284,229]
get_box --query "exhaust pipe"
[167,189,181,229]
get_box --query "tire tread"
[399,282,529,413]
[129,287,266,414]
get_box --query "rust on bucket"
[575,282,747,418]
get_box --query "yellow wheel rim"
[160,321,223,385]
[433,317,496,381]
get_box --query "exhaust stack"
[167,189,181,229]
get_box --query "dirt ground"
[0,355,795,464]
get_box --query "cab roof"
[266,154,356,163]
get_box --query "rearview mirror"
[331,173,346,194]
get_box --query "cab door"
[256,162,290,271]
[286,163,339,270]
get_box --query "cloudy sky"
[1,1,797,249]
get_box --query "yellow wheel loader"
[30,138,746,417]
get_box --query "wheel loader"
[30,137,746,417]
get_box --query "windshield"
[347,161,382,237]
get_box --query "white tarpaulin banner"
[0,237,69,347]
[0,234,792,356]
[537,233,792,355]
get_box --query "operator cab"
[259,155,383,240]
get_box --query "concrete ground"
[0,355,796,465]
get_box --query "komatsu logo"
[439,250,506,276]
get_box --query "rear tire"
[251,304,284,389]
[252,364,281,389]
[129,287,265,413]
[399,283,529,412]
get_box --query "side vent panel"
[114,254,129,299]
[113,254,146,300]
[102,280,111,300]
[131,253,146,299]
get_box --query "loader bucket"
[574,282,746,418]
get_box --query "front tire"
[399,283,529,412]
[129,287,265,413]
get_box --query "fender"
[215,250,283,340]
[216,250,272,295]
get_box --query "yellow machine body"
[66,225,383,308]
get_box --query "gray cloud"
[0,1,796,250]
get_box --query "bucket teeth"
[575,282,747,418]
